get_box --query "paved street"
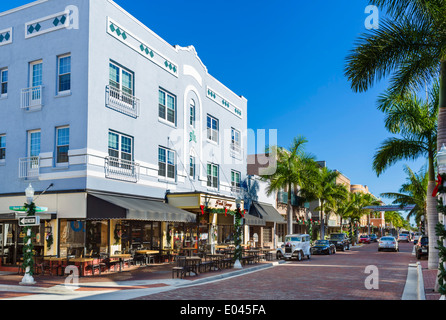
[135,242,416,300]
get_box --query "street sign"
[18,216,40,227]
[9,206,48,213]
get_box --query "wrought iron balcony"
[105,156,140,183]
[105,85,140,118]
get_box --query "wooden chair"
[172,256,187,279]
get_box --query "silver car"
[378,236,399,252]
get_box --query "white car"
[398,234,410,242]
[413,232,422,245]
[276,234,311,261]
[378,236,399,252]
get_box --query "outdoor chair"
[172,256,188,279]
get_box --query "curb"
[416,262,426,300]
[402,263,419,300]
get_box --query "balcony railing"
[21,86,43,111]
[106,85,140,118]
[19,157,40,179]
[105,156,140,183]
[230,143,243,160]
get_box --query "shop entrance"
[0,221,45,267]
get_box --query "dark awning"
[250,202,285,224]
[243,213,266,226]
[87,193,196,223]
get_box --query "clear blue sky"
[1,1,427,219]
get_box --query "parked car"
[378,236,399,252]
[276,234,312,261]
[398,234,410,242]
[359,235,371,244]
[413,232,422,245]
[311,240,336,255]
[369,234,378,242]
[401,231,412,241]
[328,233,351,251]
[415,235,429,259]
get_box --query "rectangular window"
[207,115,219,143]
[56,126,69,164]
[190,100,196,127]
[30,61,43,87]
[159,89,176,125]
[1,69,8,95]
[108,131,133,163]
[58,55,71,93]
[159,147,176,179]
[0,135,5,160]
[231,128,241,153]
[207,163,219,188]
[231,170,241,189]
[109,61,134,96]
[189,156,195,179]
[28,130,41,158]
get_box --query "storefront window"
[86,221,109,256]
[59,220,86,257]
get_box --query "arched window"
[189,99,195,128]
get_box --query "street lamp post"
[20,184,36,285]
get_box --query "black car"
[328,233,351,251]
[311,240,336,255]
[415,235,429,259]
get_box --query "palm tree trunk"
[320,200,325,240]
[437,60,446,151]
[287,186,293,235]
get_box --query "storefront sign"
[9,206,48,213]
[18,216,40,227]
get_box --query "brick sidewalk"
[420,260,442,300]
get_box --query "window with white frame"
[159,89,176,125]
[108,131,133,163]
[56,126,69,164]
[28,130,41,158]
[158,147,176,179]
[231,128,241,153]
[58,55,71,93]
[207,115,219,143]
[1,68,7,96]
[190,99,196,127]
[189,156,195,179]
[109,61,134,96]
[207,163,219,188]
[231,170,241,190]
[0,135,5,161]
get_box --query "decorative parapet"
[107,17,179,78]
[25,11,69,39]
[206,86,243,119]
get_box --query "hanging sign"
[9,206,48,213]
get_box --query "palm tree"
[347,192,381,243]
[326,188,353,233]
[372,84,438,268]
[344,0,444,269]
[262,136,319,235]
[301,168,347,239]
[381,165,428,229]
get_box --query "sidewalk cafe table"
[44,257,66,276]
[206,254,224,271]
[110,254,132,272]
[185,256,201,276]
[245,249,260,264]
[136,250,159,265]
[69,257,94,277]
[181,247,197,257]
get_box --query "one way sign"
[18,216,40,227]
